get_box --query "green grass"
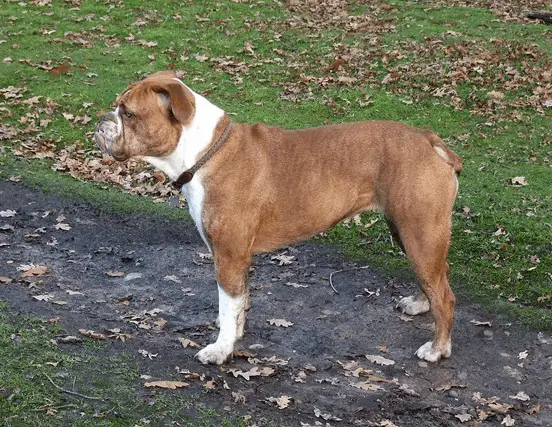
[0,304,246,426]
[0,0,550,323]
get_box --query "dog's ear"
[150,80,196,125]
[146,70,177,80]
[116,81,140,104]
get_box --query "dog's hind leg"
[397,216,456,362]
[385,168,457,362]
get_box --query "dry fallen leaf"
[365,354,395,366]
[20,265,49,278]
[267,318,293,327]
[197,252,212,260]
[33,294,54,302]
[285,282,308,288]
[266,395,292,409]
[518,350,528,360]
[54,223,71,231]
[350,381,384,391]
[489,402,513,413]
[487,90,505,101]
[106,328,133,342]
[233,349,256,358]
[377,345,390,353]
[178,338,201,348]
[138,349,158,360]
[434,383,467,392]
[509,391,530,401]
[0,276,13,284]
[227,366,275,380]
[203,380,216,390]
[154,318,168,330]
[0,210,16,217]
[293,370,307,383]
[510,176,528,187]
[501,414,515,426]
[79,329,106,340]
[271,253,295,266]
[455,413,472,422]
[471,319,492,327]
[105,270,125,277]
[232,391,246,404]
[527,404,542,414]
[144,380,189,389]
[313,407,342,421]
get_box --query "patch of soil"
[1,180,551,426]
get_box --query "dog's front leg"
[196,251,251,365]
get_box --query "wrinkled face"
[94,71,196,161]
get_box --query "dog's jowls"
[95,71,462,365]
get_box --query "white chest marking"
[139,79,225,251]
[181,171,210,250]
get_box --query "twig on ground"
[328,266,370,294]
[32,403,78,412]
[44,373,104,401]
[527,12,552,24]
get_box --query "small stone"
[448,390,459,398]
[483,329,493,340]
[249,343,264,350]
[124,272,143,281]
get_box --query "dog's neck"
[141,82,226,183]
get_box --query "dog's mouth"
[94,112,121,158]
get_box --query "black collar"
[172,120,232,189]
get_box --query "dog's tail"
[425,132,463,176]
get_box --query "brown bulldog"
[95,71,462,365]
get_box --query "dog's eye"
[123,111,134,120]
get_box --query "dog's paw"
[396,295,430,316]
[195,343,233,365]
[415,341,451,362]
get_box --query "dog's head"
[94,71,196,161]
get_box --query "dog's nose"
[94,112,119,153]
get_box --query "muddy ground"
[1,179,551,426]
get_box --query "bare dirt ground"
[1,179,551,426]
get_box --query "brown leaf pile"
[52,142,177,201]
[430,0,551,23]
[284,0,397,34]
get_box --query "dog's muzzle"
[94,112,119,155]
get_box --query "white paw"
[396,295,430,316]
[415,341,451,362]
[195,343,233,365]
